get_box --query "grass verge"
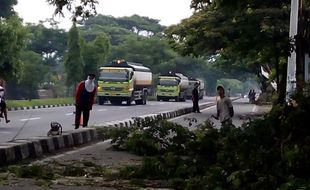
[7,97,74,109]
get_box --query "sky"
[14,0,194,30]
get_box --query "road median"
[0,101,217,166]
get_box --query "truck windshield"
[99,70,129,82]
[159,79,178,86]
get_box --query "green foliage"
[64,24,83,86]
[8,165,54,180]
[18,51,47,99]
[6,97,74,108]
[165,0,291,102]
[217,78,243,94]
[47,0,98,21]
[109,95,310,189]
[80,32,111,77]
[0,16,27,80]
[26,24,68,66]
[63,165,86,177]
[117,14,165,35]
[0,0,17,18]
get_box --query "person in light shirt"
[212,85,234,125]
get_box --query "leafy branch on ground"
[97,95,310,189]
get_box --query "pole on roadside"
[286,0,300,101]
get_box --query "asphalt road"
[171,98,271,129]
[0,97,217,143]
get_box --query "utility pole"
[286,0,299,100]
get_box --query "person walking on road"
[0,79,10,123]
[74,74,97,129]
[192,82,201,113]
[212,85,234,125]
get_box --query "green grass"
[6,97,74,109]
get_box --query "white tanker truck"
[97,59,152,105]
[156,72,189,102]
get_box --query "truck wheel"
[175,97,179,102]
[157,96,161,101]
[98,97,104,105]
[127,98,132,105]
[181,95,186,102]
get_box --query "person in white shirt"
[0,79,10,123]
[212,85,234,125]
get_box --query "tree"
[47,0,98,21]
[0,16,27,80]
[19,51,47,99]
[64,24,83,88]
[0,0,17,18]
[79,14,165,46]
[117,14,165,36]
[81,33,111,78]
[26,24,68,66]
[165,0,291,103]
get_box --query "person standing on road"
[192,82,201,113]
[0,79,10,123]
[212,85,234,125]
[74,74,97,129]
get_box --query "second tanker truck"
[97,59,152,105]
[156,72,189,102]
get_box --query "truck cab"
[97,60,152,105]
[156,72,188,102]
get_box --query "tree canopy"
[0,0,17,18]
[165,0,291,102]
[0,16,27,80]
[47,0,98,21]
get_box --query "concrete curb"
[0,128,97,166]
[1,101,219,166]
[93,102,215,128]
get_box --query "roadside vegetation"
[0,94,308,189]
[95,94,310,189]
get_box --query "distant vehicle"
[156,72,189,102]
[186,78,205,100]
[97,59,152,105]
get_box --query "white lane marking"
[169,106,216,121]
[119,107,127,109]
[65,113,74,116]
[20,117,41,121]
[98,109,107,112]
[0,132,11,134]
[159,102,165,105]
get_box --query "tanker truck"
[156,72,189,102]
[186,78,205,100]
[97,59,152,105]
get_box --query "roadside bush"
[108,95,310,189]
[8,165,54,180]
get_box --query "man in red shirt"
[75,74,97,129]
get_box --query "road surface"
[0,97,217,143]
